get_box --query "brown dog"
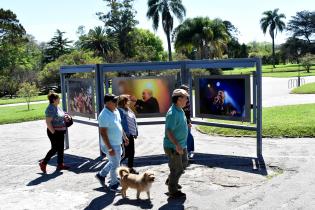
[117,166,155,199]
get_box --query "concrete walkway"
[1,121,315,209]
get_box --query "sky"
[1,0,313,50]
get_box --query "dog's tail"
[117,166,130,179]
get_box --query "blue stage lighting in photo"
[224,91,240,112]
[216,81,221,87]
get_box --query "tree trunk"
[166,31,172,61]
[272,34,275,68]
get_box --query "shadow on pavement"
[134,153,267,176]
[84,187,116,210]
[158,196,186,210]
[113,197,153,209]
[26,171,63,186]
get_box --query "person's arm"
[166,129,183,155]
[100,127,115,156]
[46,117,55,134]
[122,131,129,146]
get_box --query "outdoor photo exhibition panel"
[195,75,251,122]
[60,58,262,159]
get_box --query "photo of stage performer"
[130,89,160,113]
[210,90,237,116]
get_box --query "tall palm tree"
[260,8,286,68]
[78,26,117,59]
[147,0,186,61]
[173,17,229,59]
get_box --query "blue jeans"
[187,128,194,153]
[99,144,122,186]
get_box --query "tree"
[97,0,138,57]
[17,82,39,110]
[280,37,308,63]
[287,10,315,44]
[301,53,315,73]
[39,50,103,86]
[0,8,25,39]
[126,28,165,61]
[76,26,118,61]
[43,29,73,63]
[147,0,186,61]
[260,9,286,68]
[173,17,229,59]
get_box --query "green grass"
[291,82,315,94]
[223,64,315,78]
[0,103,47,124]
[0,95,49,105]
[197,104,315,138]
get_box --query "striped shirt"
[118,108,138,137]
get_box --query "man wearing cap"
[95,94,128,191]
[164,89,189,199]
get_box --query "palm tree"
[260,8,286,68]
[78,26,117,59]
[173,17,229,59]
[147,0,186,61]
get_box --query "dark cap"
[104,94,118,103]
[179,84,189,91]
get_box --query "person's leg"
[55,131,65,165]
[120,144,127,164]
[182,148,188,169]
[164,148,184,195]
[109,145,122,186]
[187,128,194,153]
[127,136,135,168]
[43,129,58,164]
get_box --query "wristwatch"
[108,148,113,152]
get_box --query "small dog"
[117,166,155,199]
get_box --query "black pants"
[43,129,65,165]
[121,135,135,168]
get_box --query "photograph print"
[112,76,176,117]
[195,75,251,122]
[67,78,95,119]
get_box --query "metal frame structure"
[60,58,263,159]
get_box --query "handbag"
[64,113,73,127]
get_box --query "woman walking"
[39,91,70,173]
[118,95,139,174]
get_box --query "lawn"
[0,95,49,105]
[0,103,47,124]
[291,82,315,94]
[223,64,315,77]
[197,104,315,138]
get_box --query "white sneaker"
[188,152,194,159]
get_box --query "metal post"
[297,65,301,87]
[60,73,69,149]
[188,71,193,118]
[180,62,189,85]
[256,58,263,158]
[96,64,105,156]
[252,72,257,124]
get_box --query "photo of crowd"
[67,79,95,119]
[112,77,175,117]
[195,75,250,122]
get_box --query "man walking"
[95,94,128,191]
[164,89,189,199]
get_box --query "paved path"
[262,76,315,107]
[1,121,315,209]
